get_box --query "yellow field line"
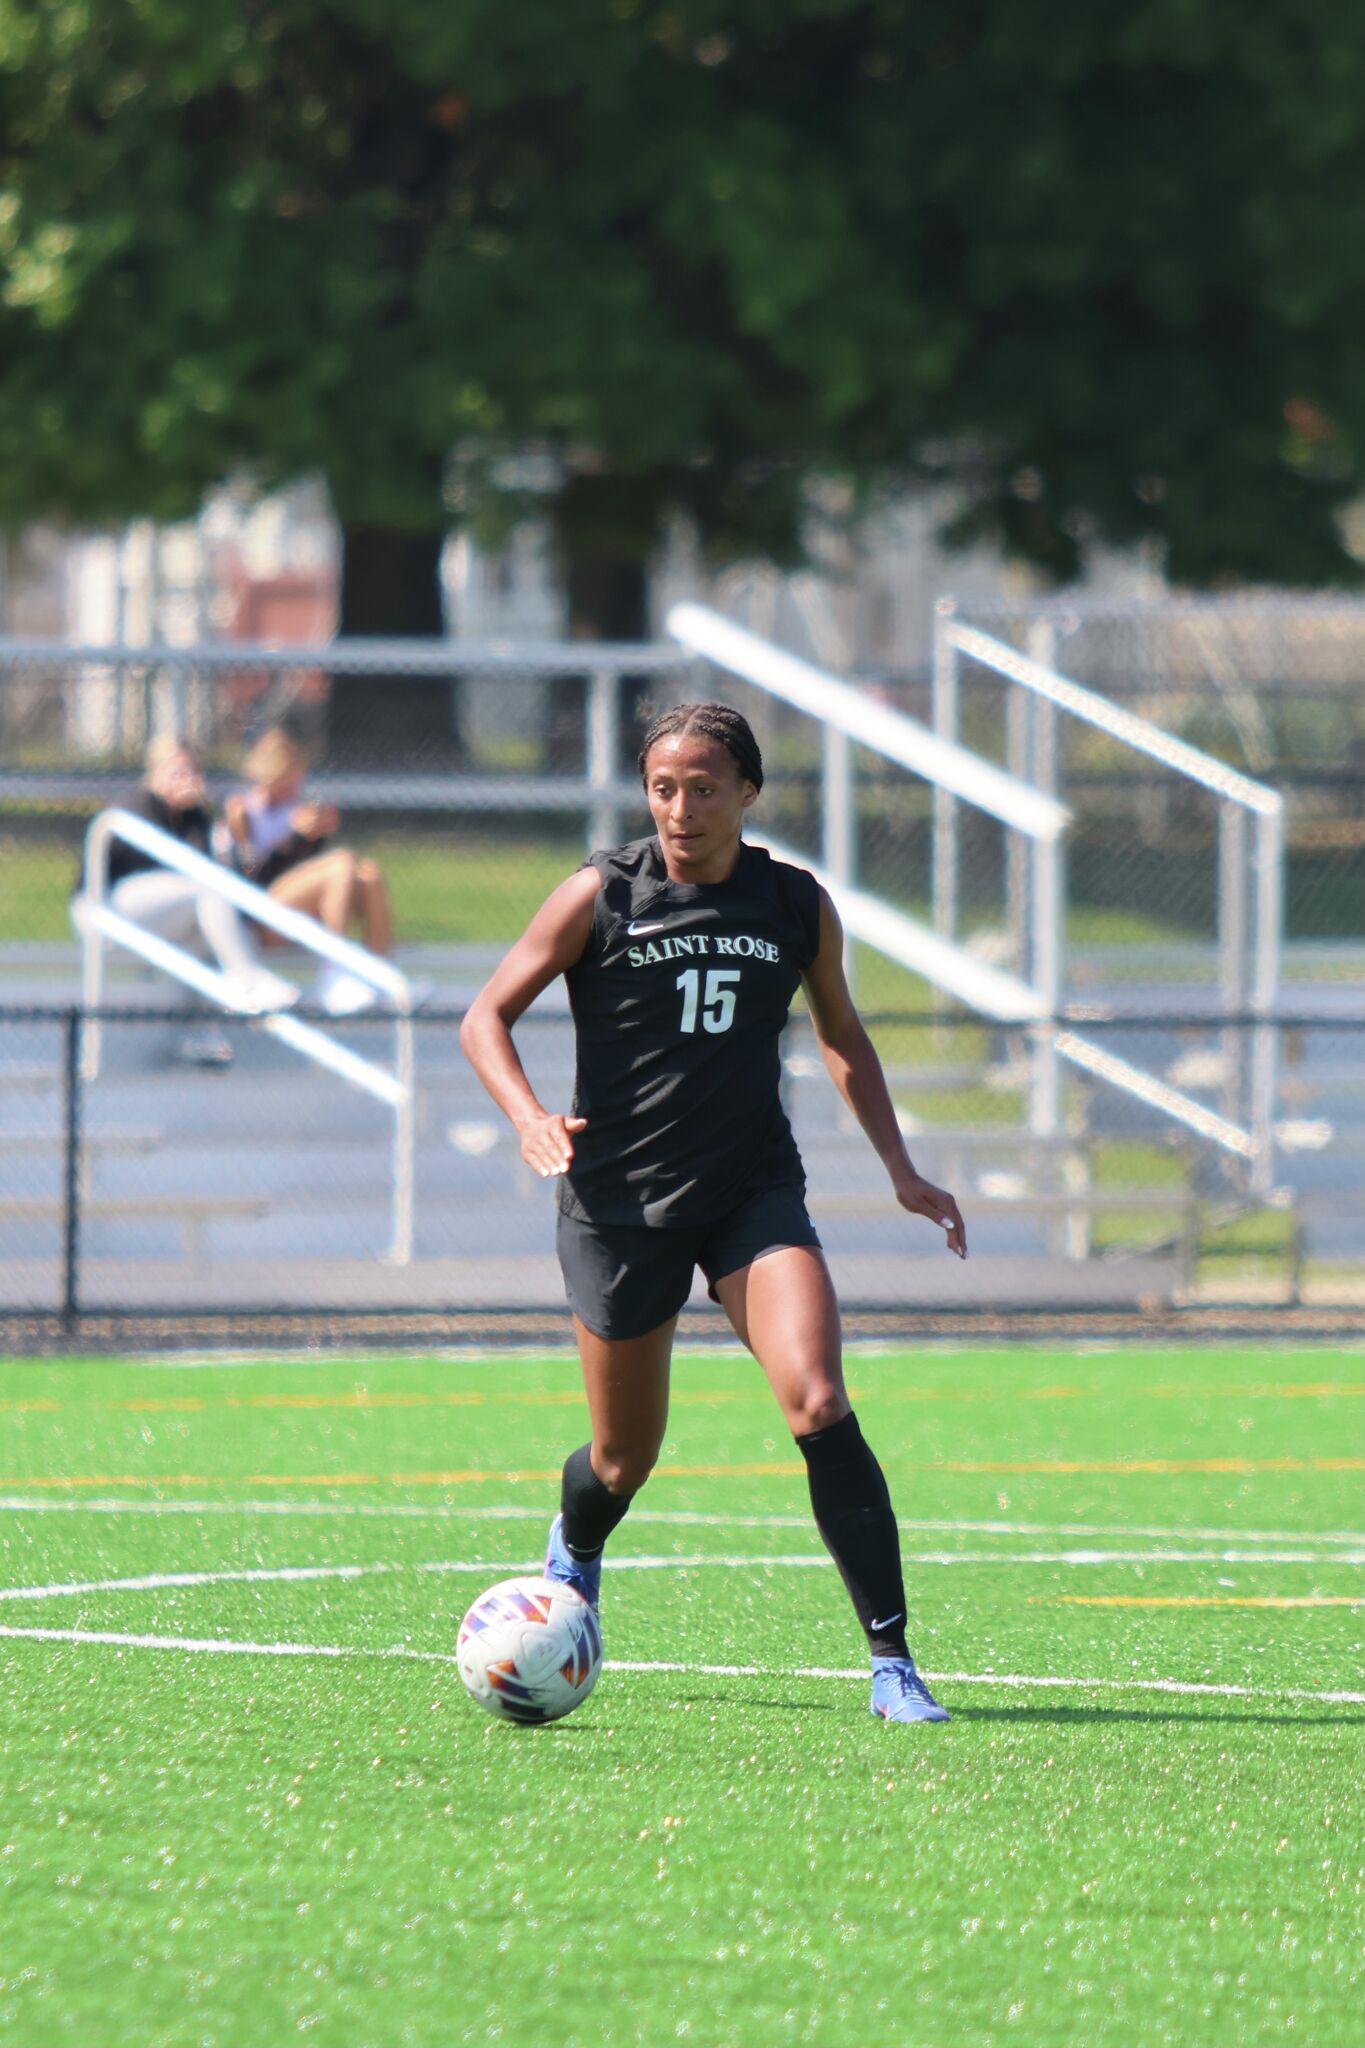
[0,1390,750,1416]
[0,1470,557,1489]
[0,1384,1359,1420]
[1047,1593,1365,1610]
[888,1383,1365,1404]
[944,1457,1365,1474]
[0,1460,810,1490]
[1,1454,1361,1491]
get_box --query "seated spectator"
[80,736,298,1063]
[224,727,398,1015]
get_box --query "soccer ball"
[456,1575,603,1725]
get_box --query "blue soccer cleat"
[543,1512,602,1612]
[869,1656,950,1723]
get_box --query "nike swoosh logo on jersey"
[626,920,670,935]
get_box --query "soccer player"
[459,703,967,1723]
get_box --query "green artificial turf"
[0,834,586,946]
[0,832,1213,955]
[0,1345,1361,2048]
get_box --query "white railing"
[666,602,1072,1132]
[1,636,680,857]
[13,612,1288,1235]
[77,809,416,1262]
[933,604,1285,1191]
[747,835,1048,1023]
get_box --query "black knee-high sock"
[795,1410,909,1660]
[560,1443,636,1562]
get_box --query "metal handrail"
[77,808,415,1262]
[668,602,1070,840]
[943,618,1283,817]
[756,832,1266,1155]
[0,635,679,674]
[668,600,1071,1145]
[749,833,1047,1023]
[936,605,1285,1193]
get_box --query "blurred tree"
[2,0,1364,757]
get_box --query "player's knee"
[593,1442,658,1495]
[356,859,380,885]
[788,1388,848,1436]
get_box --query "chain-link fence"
[947,597,1365,966]
[2,617,1360,1325]
[4,614,1360,994]
[0,641,696,988]
[2,1007,1359,1321]
[1,631,1073,1041]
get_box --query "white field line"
[0,1622,1360,1706]
[0,1562,388,1603]
[606,1661,1365,1707]
[418,1549,1365,1571]
[1,1495,1361,1547]
[0,1623,450,1662]
[3,1547,1362,1610]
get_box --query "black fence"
[2,1006,1360,1329]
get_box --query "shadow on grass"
[668,1691,1365,1729]
[945,1701,1365,1730]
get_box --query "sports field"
[0,1345,1361,2048]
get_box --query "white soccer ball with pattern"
[456,1575,603,1724]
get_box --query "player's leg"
[546,1211,694,1609]
[191,890,299,1009]
[544,1316,674,1608]
[268,848,360,935]
[270,851,383,1013]
[711,1235,948,1722]
[110,870,203,949]
[354,858,394,955]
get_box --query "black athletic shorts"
[556,1182,822,1340]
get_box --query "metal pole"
[61,1006,82,1329]
[1026,620,1059,797]
[1218,800,1248,1137]
[821,723,856,990]
[389,1012,416,1266]
[1022,618,1063,1171]
[80,820,108,1082]
[586,668,621,851]
[930,601,959,946]
[1005,688,1032,972]
[1029,831,1064,1138]
[1248,804,1283,1196]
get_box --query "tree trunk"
[327,522,462,765]
[547,477,659,774]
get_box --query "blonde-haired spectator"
[93,736,298,1054]
[224,727,398,1015]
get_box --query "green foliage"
[3,0,1365,580]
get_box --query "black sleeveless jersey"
[557,836,823,1228]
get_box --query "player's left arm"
[801,887,967,1259]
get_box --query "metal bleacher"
[1,604,1343,1321]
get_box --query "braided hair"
[637,702,764,792]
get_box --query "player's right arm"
[459,867,601,1178]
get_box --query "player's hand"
[894,1171,967,1259]
[291,801,336,839]
[517,1112,587,1178]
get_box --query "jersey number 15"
[676,966,740,1035]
